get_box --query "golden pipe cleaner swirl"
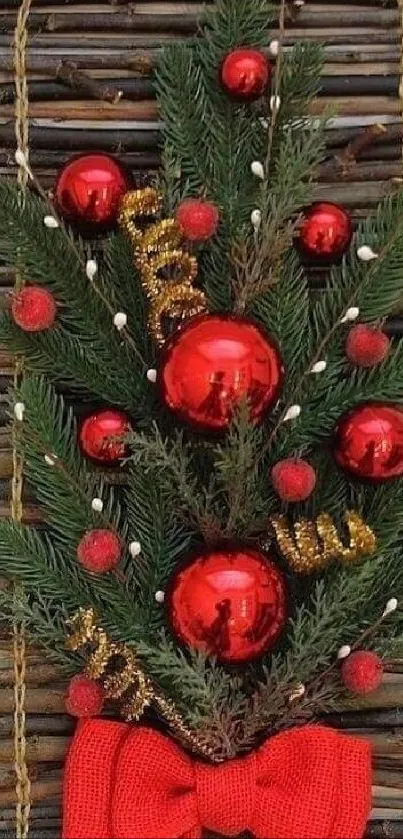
[118,188,207,345]
[270,510,376,574]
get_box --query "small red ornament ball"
[65,674,105,718]
[55,153,130,231]
[167,547,287,663]
[298,202,353,263]
[220,48,271,101]
[160,314,283,432]
[176,198,219,242]
[77,529,121,573]
[341,651,383,695]
[346,324,390,368]
[79,409,132,465]
[334,402,403,482]
[12,286,56,332]
[271,458,317,503]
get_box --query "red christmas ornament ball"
[77,529,121,573]
[271,458,317,503]
[345,324,390,368]
[65,674,105,718]
[55,153,130,231]
[341,651,383,695]
[79,409,132,465]
[176,198,219,242]
[167,547,287,663]
[12,286,56,332]
[220,48,271,101]
[298,202,353,263]
[160,314,283,432]
[334,402,403,482]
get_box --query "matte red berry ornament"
[65,674,105,718]
[176,198,219,242]
[220,48,271,101]
[79,409,132,465]
[334,402,403,482]
[55,153,130,231]
[298,202,353,263]
[167,547,287,663]
[271,458,317,503]
[341,651,383,695]
[160,314,283,432]
[12,286,56,332]
[77,529,121,573]
[345,324,390,368]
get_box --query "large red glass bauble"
[220,49,271,101]
[160,314,283,432]
[167,548,287,663]
[334,402,403,481]
[79,409,132,465]
[55,153,130,231]
[297,202,353,263]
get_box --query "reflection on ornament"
[297,202,353,263]
[118,188,206,345]
[334,403,403,481]
[55,153,130,232]
[167,548,287,663]
[79,409,132,465]
[67,608,213,758]
[270,510,376,574]
[160,313,283,431]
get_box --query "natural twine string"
[12,1,32,836]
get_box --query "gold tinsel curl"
[270,510,376,574]
[118,187,207,345]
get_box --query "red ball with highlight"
[176,199,219,242]
[271,458,317,503]
[79,409,132,465]
[77,529,121,573]
[12,286,57,332]
[334,402,403,482]
[341,651,383,695]
[65,674,105,718]
[55,153,130,231]
[220,48,271,101]
[298,202,353,263]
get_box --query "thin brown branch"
[56,60,123,105]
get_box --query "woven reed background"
[1,1,403,837]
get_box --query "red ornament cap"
[334,402,403,481]
[66,674,105,717]
[341,650,383,695]
[79,409,132,465]
[167,547,287,663]
[77,529,121,573]
[297,202,353,263]
[345,324,390,368]
[271,458,317,503]
[55,153,130,231]
[160,314,283,432]
[176,198,219,242]
[12,286,57,332]
[220,48,271,101]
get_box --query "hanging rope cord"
[12,1,32,836]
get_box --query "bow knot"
[63,720,372,839]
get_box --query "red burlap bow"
[63,719,371,839]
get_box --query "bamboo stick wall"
[1,1,403,836]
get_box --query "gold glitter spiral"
[270,510,376,574]
[67,608,213,759]
[118,188,207,345]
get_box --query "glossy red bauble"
[271,458,317,503]
[220,48,271,101]
[345,325,390,368]
[65,674,105,718]
[167,547,287,663]
[55,153,130,231]
[79,409,132,464]
[297,202,353,263]
[77,529,121,573]
[341,651,383,695]
[334,402,403,482]
[176,198,219,242]
[160,314,283,432]
[12,286,57,332]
